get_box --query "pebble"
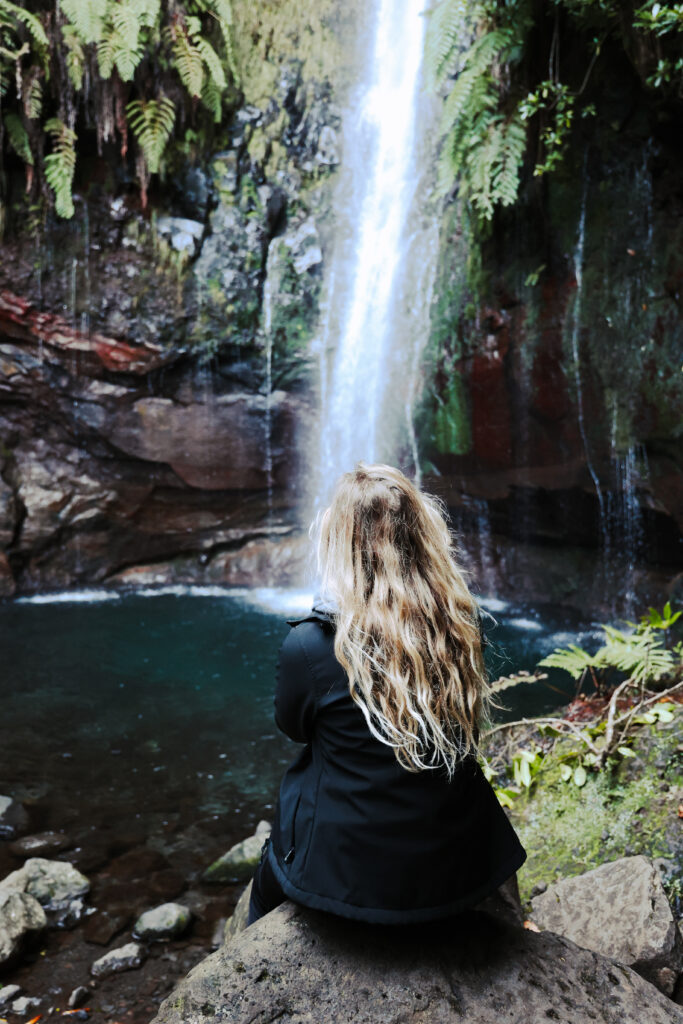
[531,881,547,897]
[68,985,90,1008]
[8,831,71,857]
[91,941,146,978]
[134,902,191,941]
[11,995,42,1014]
[0,985,21,1009]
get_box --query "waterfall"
[315,0,436,505]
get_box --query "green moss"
[432,375,472,455]
[501,721,683,903]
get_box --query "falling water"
[261,249,275,560]
[315,0,436,503]
[570,178,605,528]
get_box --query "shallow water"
[1,588,599,844]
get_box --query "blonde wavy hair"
[315,463,491,777]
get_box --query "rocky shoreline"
[0,799,273,1024]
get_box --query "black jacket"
[267,606,526,924]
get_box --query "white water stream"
[315,0,436,504]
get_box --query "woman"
[248,463,525,925]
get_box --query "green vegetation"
[0,0,237,217]
[479,603,683,899]
[425,0,683,220]
[483,603,683,804]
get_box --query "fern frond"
[110,1,141,54]
[23,70,43,119]
[62,25,85,90]
[97,25,116,77]
[197,35,226,90]
[493,111,526,207]
[538,644,598,680]
[201,75,222,121]
[44,116,77,218]
[424,0,470,85]
[4,110,32,163]
[59,0,108,45]
[203,0,238,82]
[126,95,175,173]
[1,0,49,52]
[166,21,204,97]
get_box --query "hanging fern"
[43,117,77,218]
[126,95,176,174]
[1,1,49,53]
[58,0,109,45]
[1,0,237,217]
[61,26,85,90]
[24,70,43,119]
[167,19,203,96]
[4,111,32,164]
[427,3,532,219]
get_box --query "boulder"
[91,941,146,979]
[152,901,683,1024]
[134,902,192,941]
[0,795,28,838]
[531,855,683,996]
[204,822,271,884]
[0,857,90,927]
[0,889,46,967]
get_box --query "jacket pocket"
[283,792,301,865]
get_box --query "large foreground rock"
[531,855,683,996]
[152,901,683,1024]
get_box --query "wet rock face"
[153,901,683,1024]
[0,46,340,593]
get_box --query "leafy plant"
[43,118,77,218]
[0,0,238,217]
[126,97,176,175]
[426,0,683,219]
[483,604,682,806]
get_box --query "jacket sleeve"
[274,626,317,743]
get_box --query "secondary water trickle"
[315,0,437,505]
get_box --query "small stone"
[91,941,146,979]
[134,903,191,941]
[600,829,609,841]
[255,820,272,837]
[0,795,28,838]
[68,985,90,1008]
[0,984,22,1008]
[8,831,71,858]
[204,830,268,884]
[530,881,547,897]
[11,995,42,1014]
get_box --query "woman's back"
[250,463,526,925]
[267,607,526,923]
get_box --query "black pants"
[247,843,287,926]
